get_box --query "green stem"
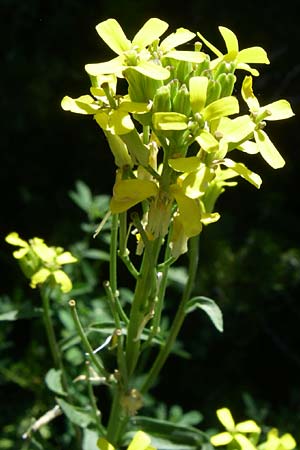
[141,235,199,394]
[125,238,162,377]
[69,300,108,378]
[106,386,126,444]
[85,361,105,435]
[41,287,62,370]
[110,214,119,295]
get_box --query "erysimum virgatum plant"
[6,17,294,450]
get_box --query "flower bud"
[218,73,236,97]
[172,84,191,116]
[206,79,222,105]
[152,85,172,113]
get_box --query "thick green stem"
[141,235,199,394]
[125,238,162,377]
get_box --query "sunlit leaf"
[185,296,223,332]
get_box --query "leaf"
[69,180,93,213]
[56,398,94,428]
[129,416,206,447]
[45,369,67,397]
[0,304,42,321]
[185,296,223,332]
[82,248,110,261]
[83,429,100,450]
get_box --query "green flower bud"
[206,79,222,105]
[173,84,191,116]
[218,73,236,97]
[152,85,172,113]
[193,56,210,77]
[124,67,163,103]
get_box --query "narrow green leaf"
[185,296,223,332]
[56,398,94,428]
[130,416,206,446]
[45,369,67,397]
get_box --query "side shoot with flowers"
[5,17,295,450]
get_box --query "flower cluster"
[210,408,296,450]
[5,232,77,293]
[62,18,294,256]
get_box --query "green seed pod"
[152,85,172,113]
[172,84,191,116]
[218,73,236,97]
[206,79,222,105]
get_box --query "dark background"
[1,0,300,439]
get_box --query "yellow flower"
[97,430,156,450]
[210,407,261,450]
[85,18,170,80]
[259,428,296,450]
[241,76,295,168]
[5,232,77,293]
[197,26,269,76]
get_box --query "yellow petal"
[241,76,260,111]
[132,18,169,49]
[219,26,239,53]
[202,96,239,121]
[263,99,295,121]
[196,130,219,153]
[169,156,202,173]
[53,270,73,293]
[110,179,158,213]
[170,185,202,237]
[56,252,78,265]
[160,28,195,52]
[165,50,206,63]
[222,158,262,188]
[255,129,285,169]
[210,432,233,446]
[127,431,152,450]
[12,248,29,259]
[30,268,51,288]
[280,433,297,450]
[85,57,124,77]
[97,437,115,450]
[5,232,28,248]
[236,420,261,433]
[235,434,257,450]
[217,115,255,143]
[216,407,235,430]
[96,19,131,55]
[61,95,98,114]
[189,76,208,113]
[237,46,269,64]
[197,31,223,58]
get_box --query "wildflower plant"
[5,17,295,450]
